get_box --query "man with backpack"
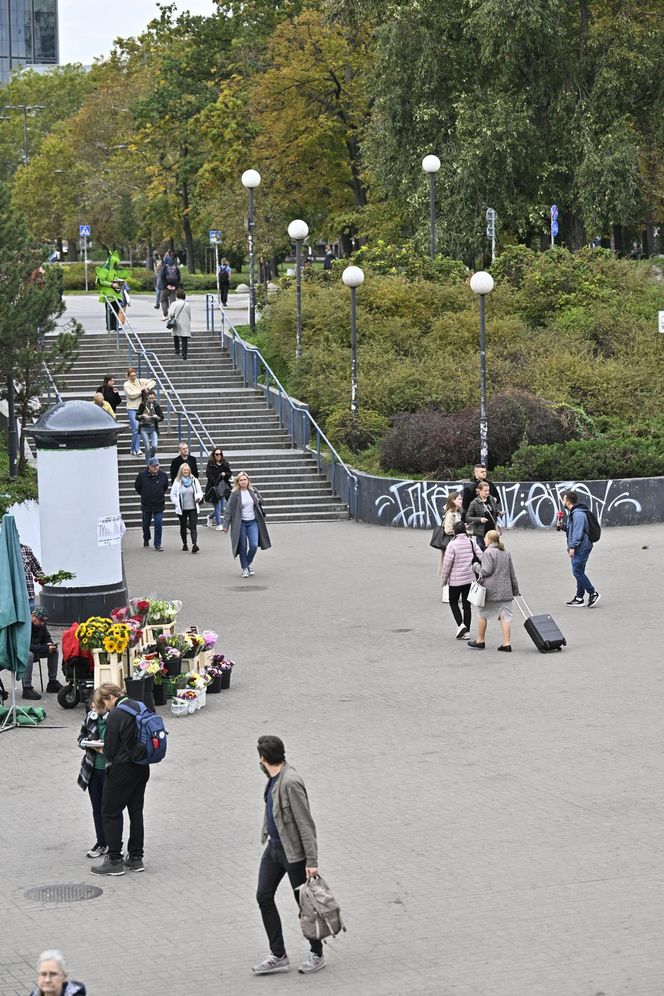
[91,682,165,876]
[562,490,601,607]
[160,252,181,319]
[253,736,326,976]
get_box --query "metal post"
[295,239,303,360]
[248,188,256,333]
[479,294,488,467]
[7,371,18,478]
[350,287,358,418]
[428,172,436,259]
[22,106,28,165]
[83,236,89,291]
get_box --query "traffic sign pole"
[550,205,558,248]
[79,225,91,291]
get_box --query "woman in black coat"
[222,471,271,578]
[97,375,121,413]
[204,447,233,530]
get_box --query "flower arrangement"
[176,688,198,701]
[164,633,194,656]
[147,599,182,624]
[76,617,112,651]
[201,630,218,650]
[185,671,206,690]
[131,654,166,681]
[103,622,132,655]
[185,631,206,657]
[209,654,235,674]
[40,569,76,586]
[129,598,151,624]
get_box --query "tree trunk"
[612,224,624,255]
[181,178,196,273]
[69,237,79,263]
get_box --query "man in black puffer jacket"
[91,683,150,877]
[134,456,168,551]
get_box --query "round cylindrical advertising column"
[31,400,128,622]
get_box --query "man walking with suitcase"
[252,735,326,976]
[562,491,601,607]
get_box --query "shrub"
[325,407,390,453]
[56,264,242,293]
[494,437,664,481]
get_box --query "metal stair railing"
[103,296,215,460]
[204,294,359,519]
[42,362,62,405]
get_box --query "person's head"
[178,441,189,458]
[148,457,160,474]
[36,950,68,995]
[31,607,48,626]
[93,392,105,406]
[96,682,124,709]
[207,447,224,467]
[234,471,251,491]
[453,521,467,536]
[485,529,504,550]
[221,257,229,266]
[147,390,156,402]
[257,735,286,775]
[176,463,191,481]
[562,490,578,510]
[176,288,186,300]
[102,375,114,387]
[476,481,490,499]
[91,687,107,714]
[445,490,461,512]
[474,464,487,481]
[127,367,137,381]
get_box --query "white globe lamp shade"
[288,219,309,241]
[241,169,261,189]
[470,271,494,296]
[422,154,441,174]
[342,265,365,289]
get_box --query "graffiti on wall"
[374,479,642,529]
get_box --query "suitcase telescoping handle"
[515,595,533,620]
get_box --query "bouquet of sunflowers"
[75,617,112,652]
[103,622,132,655]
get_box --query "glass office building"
[0,1,58,85]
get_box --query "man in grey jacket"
[252,735,325,977]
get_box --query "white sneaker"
[206,519,214,528]
[242,568,249,578]
[252,954,290,975]
[215,525,224,531]
[86,843,107,858]
[298,951,326,975]
[248,567,255,576]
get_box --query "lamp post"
[421,154,441,259]
[287,219,309,360]
[469,271,494,467]
[4,103,44,165]
[342,265,365,420]
[241,169,261,332]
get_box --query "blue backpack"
[118,700,168,765]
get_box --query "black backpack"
[164,264,179,286]
[584,509,601,543]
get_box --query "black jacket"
[136,399,164,435]
[170,453,199,483]
[104,696,140,766]
[461,477,501,520]
[160,262,181,289]
[204,459,232,500]
[98,384,121,413]
[134,468,169,511]
[30,621,53,658]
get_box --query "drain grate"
[228,585,268,592]
[24,884,103,903]
[392,628,414,633]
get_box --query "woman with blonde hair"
[77,687,120,860]
[170,462,203,553]
[437,490,462,576]
[222,471,271,577]
[468,530,520,652]
[123,367,155,456]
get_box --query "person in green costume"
[95,250,130,333]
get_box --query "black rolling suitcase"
[516,596,567,653]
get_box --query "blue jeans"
[208,498,224,526]
[155,286,161,306]
[142,509,163,548]
[571,550,595,597]
[127,409,141,453]
[140,428,158,461]
[239,519,259,569]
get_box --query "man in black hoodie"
[461,464,500,521]
[91,683,150,876]
[134,457,168,551]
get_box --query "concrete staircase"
[48,324,348,527]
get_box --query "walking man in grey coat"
[252,736,326,976]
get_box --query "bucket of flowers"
[77,617,128,687]
[125,654,161,711]
[145,599,182,643]
[170,696,189,717]
[110,607,145,660]
[199,629,219,670]
[184,630,207,673]
[207,654,235,692]
[183,670,207,708]
[176,688,199,714]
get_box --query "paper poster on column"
[97,515,126,547]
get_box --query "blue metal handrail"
[42,362,62,405]
[204,293,360,519]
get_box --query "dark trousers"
[142,508,163,548]
[179,509,198,546]
[448,583,471,629]
[256,840,323,958]
[219,283,229,306]
[173,335,188,359]
[88,767,122,848]
[102,762,150,861]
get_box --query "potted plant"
[157,638,183,677]
[125,654,160,711]
[199,629,219,669]
[209,654,235,690]
[145,599,182,643]
[176,688,198,714]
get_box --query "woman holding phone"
[77,688,121,859]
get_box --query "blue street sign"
[79,224,91,237]
[550,204,558,221]
[209,229,222,244]
[552,220,559,237]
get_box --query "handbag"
[441,584,450,603]
[214,479,232,501]
[430,525,451,550]
[468,580,486,607]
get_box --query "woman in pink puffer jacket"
[440,522,482,640]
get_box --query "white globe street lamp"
[342,266,365,419]
[470,271,495,466]
[422,154,441,259]
[288,219,309,360]
[241,170,262,331]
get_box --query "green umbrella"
[0,515,31,729]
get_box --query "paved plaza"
[1,520,662,995]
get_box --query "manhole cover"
[228,585,268,592]
[24,884,103,903]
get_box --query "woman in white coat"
[170,463,203,553]
[167,288,192,359]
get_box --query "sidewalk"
[0,521,662,995]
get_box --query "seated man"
[22,607,62,701]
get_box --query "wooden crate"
[92,651,126,690]
[144,622,176,645]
